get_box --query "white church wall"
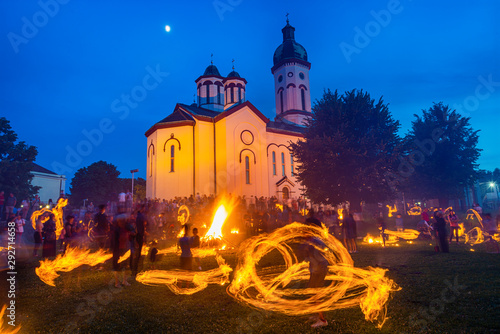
[265,131,302,200]
[153,126,194,199]
[194,120,216,196]
[146,131,157,199]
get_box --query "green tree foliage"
[70,161,121,206]
[290,89,402,208]
[402,102,481,206]
[0,117,39,200]
[117,177,146,200]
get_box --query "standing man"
[5,193,16,220]
[433,211,449,253]
[93,204,110,250]
[131,206,146,278]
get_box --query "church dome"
[204,64,221,76]
[273,21,308,66]
[227,70,241,78]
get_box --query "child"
[148,240,159,270]
[395,214,404,232]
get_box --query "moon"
[165,25,171,32]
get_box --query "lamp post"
[130,169,139,201]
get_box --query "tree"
[117,177,146,200]
[290,89,402,209]
[70,161,121,207]
[0,117,39,201]
[402,102,481,207]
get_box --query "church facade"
[145,20,312,201]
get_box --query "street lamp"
[130,169,139,201]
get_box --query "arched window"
[280,90,284,113]
[301,88,306,110]
[272,151,276,176]
[290,152,294,176]
[238,87,241,102]
[206,84,210,104]
[217,85,221,104]
[281,152,285,176]
[231,87,234,103]
[245,156,250,184]
[148,146,154,177]
[170,145,175,172]
[283,187,289,200]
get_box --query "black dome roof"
[203,64,221,76]
[273,22,308,66]
[227,70,241,78]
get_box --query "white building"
[31,163,66,203]
[145,20,312,201]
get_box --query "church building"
[145,20,312,201]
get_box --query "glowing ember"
[228,223,400,328]
[30,198,68,238]
[458,223,466,237]
[136,254,232,295]
[36,247,112,286]
[386,204,397,218]
[0,305,21,333]
[231,228,239,234]
[465,227,484,245]
[407,206,422,216]
[363,233,398,245]
[466,209,483,228]
[337,208,344,220]
[384,229,420,240]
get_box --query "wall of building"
[31,172,65,203]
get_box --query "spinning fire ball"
[227,223,400,328]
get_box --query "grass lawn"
[2,238,500,334]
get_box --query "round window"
[299,72,305,80]
[240,130,254,145]
[278,75,283,83]
[287,72,294,77]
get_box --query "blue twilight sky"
[1,0,499,192]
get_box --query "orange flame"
[36,247,112,286]
[465,227,484,245]
[407,206,422,216]
[0,305,21,334]
[202,197,238,242]
[458,223,465,237]
[466,209,483,228]
[384,229,420,240]
[30,198,68,238]
[363,233,399,245]
[386,204,397,218]
[136,254,232,295]
[228,223,400,328]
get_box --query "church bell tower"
[271,17,312,125]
